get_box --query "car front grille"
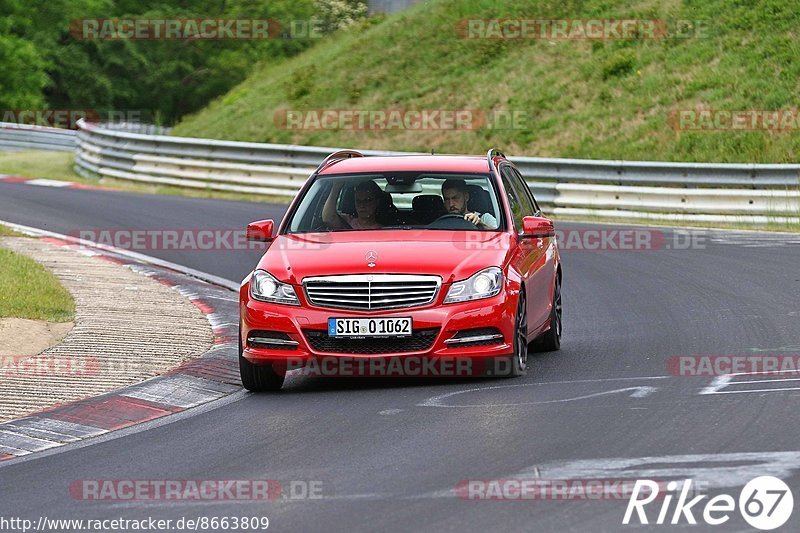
[303,328,440,354]
[303,274,441,311]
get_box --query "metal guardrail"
[92,122,173,135]
[0,122,77,152]
[74,121,314,196]
[4,119,800,223]
[0,122,168,153]
[514,158,800,188]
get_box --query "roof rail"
[486,148,506,172]
[314,150,364,174]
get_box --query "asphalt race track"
[2,181,800,531]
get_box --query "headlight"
[444,267,503,304]
[250,270,299,305]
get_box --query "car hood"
[256,230,512,285]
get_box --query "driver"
[441,179,497,229]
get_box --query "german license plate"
[328,317,412,338]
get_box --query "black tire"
[535,274,562,352]
[500,290,528,378]
[239,327,285,392]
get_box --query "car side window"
[500,167,525,231]
[510,167,540,214]
[504,165,536,218]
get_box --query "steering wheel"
[433,214,473,223]
[428,213,477,230]
[310,220,333,232]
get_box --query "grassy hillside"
[174,0,800,163]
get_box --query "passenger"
[441,179,497,229]
[323,180,384,230]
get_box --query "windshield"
[286,172,504,233]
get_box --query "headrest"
[466,184,492,214]
[413,194,445,212]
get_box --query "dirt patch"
[0,237,213,423]
[0,318,73,358]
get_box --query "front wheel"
[502,290,528,378]
[239,327,285,392]
[535,274,562,352]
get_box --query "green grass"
[174,0,800,164]
[0,224,26,237]
[0,247,75,322]
[0,151,80,182]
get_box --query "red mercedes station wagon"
[239,149,562,391]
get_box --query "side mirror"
[521,216,554,239]
[246,219,274,242]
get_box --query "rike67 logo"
[623,476,793,530]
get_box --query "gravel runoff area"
[0,236,214,423]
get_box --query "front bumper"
[240,281,517,370]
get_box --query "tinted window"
[510,167,540,214]
[503,165,536,218]
[500,167,525,231]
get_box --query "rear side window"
[503,165,536,218]
[500,167,525,231]
[510,167,540,214]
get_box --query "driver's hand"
[464,212,481,225]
